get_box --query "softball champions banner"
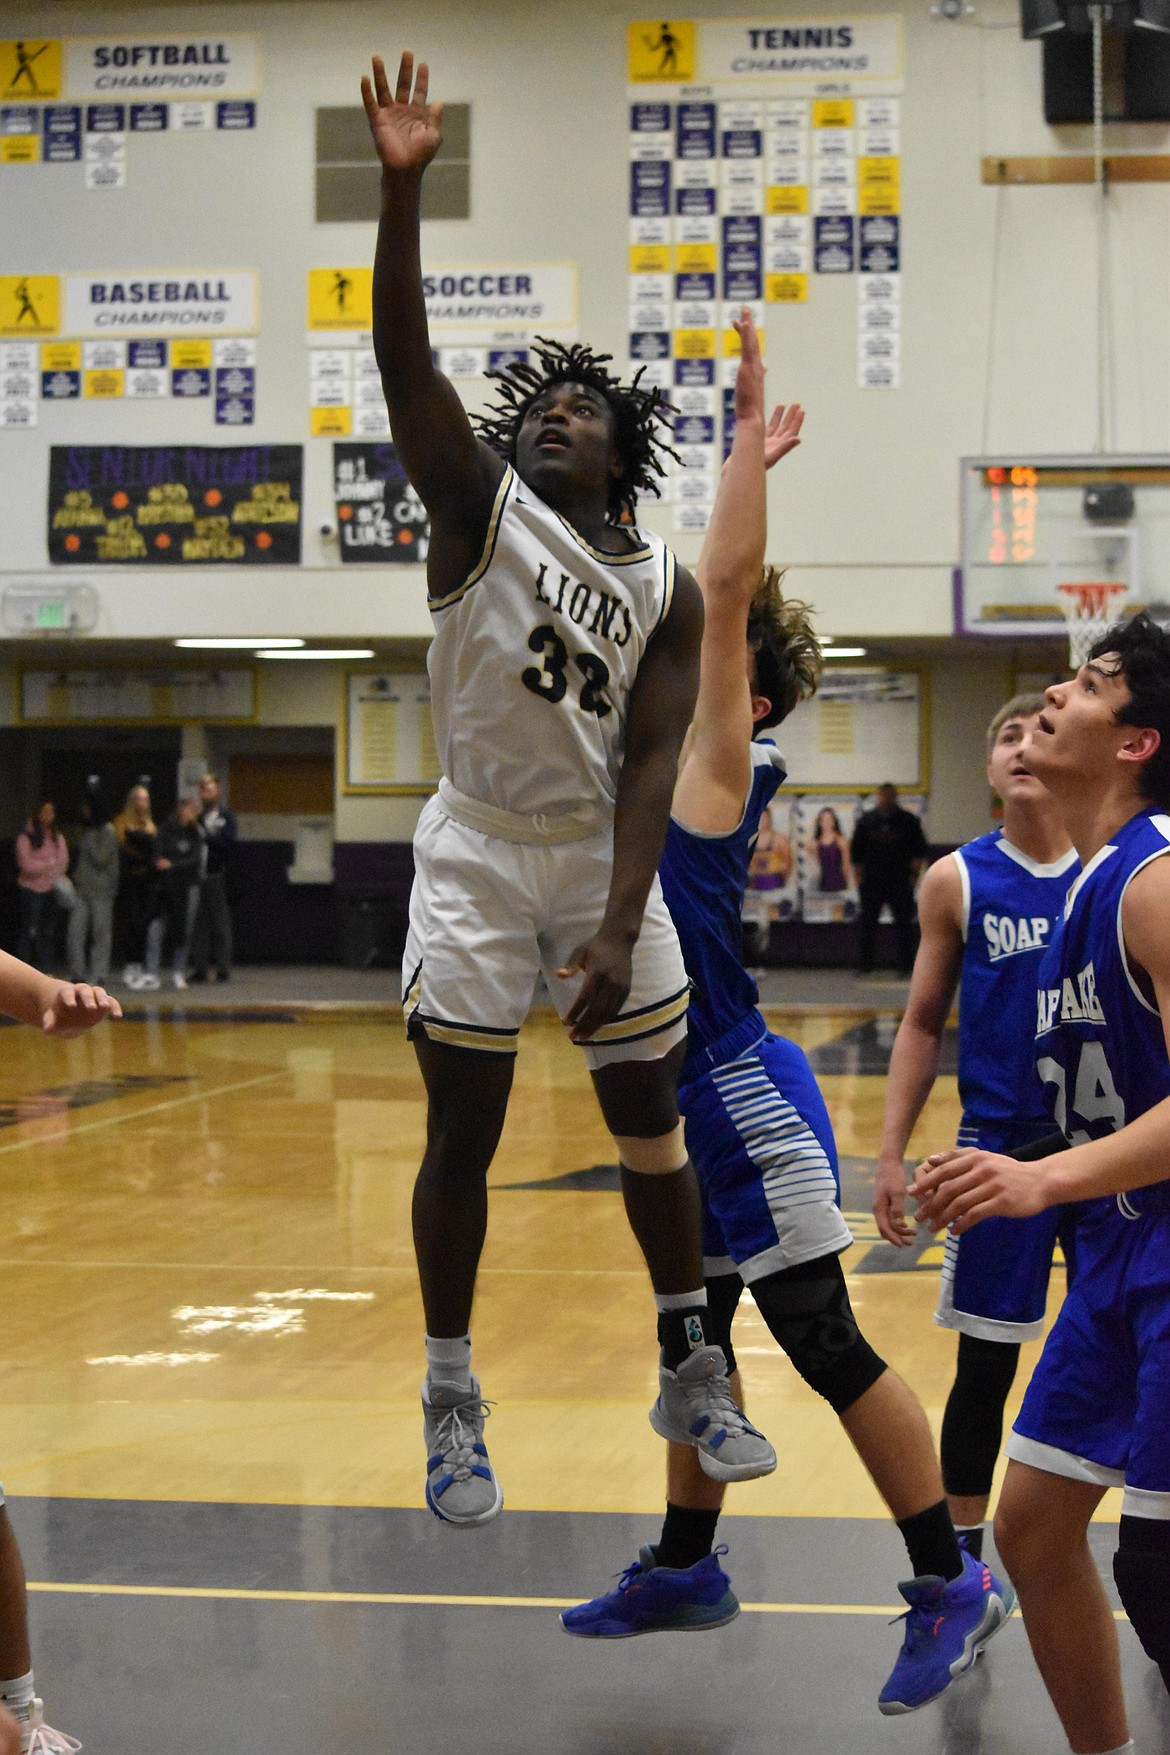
[48,444,302,564]
[62,35,258,98]
[333,443,429,564]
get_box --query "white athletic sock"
[653,1289,708,1312]
[1082,1741,1134,1754]
[425,1333,472,1392]
[0,1671,35,1721]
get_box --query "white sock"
[425,1333,472,1392]
[1084,1742,1134,1754]
[0,1671,35,1721]
[653,1289,708,1312]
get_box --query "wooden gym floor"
[3,1002,1167,1752]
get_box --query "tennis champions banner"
[332,441,429,564]
[48,443,302,563]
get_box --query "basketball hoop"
[1056,581,1130,671]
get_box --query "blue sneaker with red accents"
[560,1545,740,1638]
[421,1375,502,1528]
[648,1346,777,1481]
[878,1550,1015,1714]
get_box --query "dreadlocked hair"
[747,568,823,730]
[473,337,678,523]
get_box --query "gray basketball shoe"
[422,1375,503,1527]
[649,1345,777,1481]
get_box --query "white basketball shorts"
[402,795,689,1068]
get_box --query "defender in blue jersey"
[874,694,1078,1558]
[564,315,1012,1716]
[916,613,1170,1755]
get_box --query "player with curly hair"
[364,51,778,1528]
[563,316,1013,1720]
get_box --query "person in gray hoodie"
[67,784,120,988]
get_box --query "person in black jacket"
[140,798,205,992]
[190,773,237,983]
[850,784,928,976]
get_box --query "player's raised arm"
[363,53,502,560]
[872,856,964,1243]
[562,569,704,1041]
[673,314,803,833]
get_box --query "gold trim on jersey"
[583,981,691,1045]
[428,466,516,614]
[413,1017,521,1053]
[548,505,655,567]
[652,547,676,634]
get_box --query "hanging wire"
[1092,5,1109,453]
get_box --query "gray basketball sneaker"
[422,1375,503,1527]
[649,1345,777,1481]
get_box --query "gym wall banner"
[333,442,429,564]
[48,444,302,564]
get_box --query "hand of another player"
[911,1147,1050,1235]
[0,1704,20,1755]
[763,400,804,470]
[361,52,444,173]
[42,982,123,1038]
[557,932,634,1042]
[872,1156,916,1246]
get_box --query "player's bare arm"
[872,856,964,1244]
[914,852,1170,1230]
[0,949,121,1038]
[673,313,802,834]
[562,570,704,1041]
[363,51,503,596]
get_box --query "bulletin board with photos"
[342,670,441,795]
[742,667,927,930]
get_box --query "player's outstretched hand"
[911,1146,1050,1235]
[872,1156,916,1246]
[763,400,804,470]
[42,982,122,1039]
[557,933,633,1042]
[361,52,444,173]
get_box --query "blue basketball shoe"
[878,1550,1015,1714]
[560,1545,740,1638]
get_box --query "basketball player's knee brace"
[1114,1516,1170,1668]
[751,1256,887,1415]
[615,1123,688,1175]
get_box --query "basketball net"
[1056,581,1129,671]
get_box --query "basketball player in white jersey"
[363,51,776,1527]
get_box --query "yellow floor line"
[0,1070,287,1158]
[24,1580,1126,1620]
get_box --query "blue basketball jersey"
[1034,806,1170,1214]
[953,831,1079,1128]
[660,741,787,1083]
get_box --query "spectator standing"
[190,773,237,984]
[14,802,68,972]
[66,785,120,988]
[112,784,157,987]
[140,798,205,991]
[851,783,927,976]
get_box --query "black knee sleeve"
[751,1255,887,1415]
[703,1271,744,1374]
[940,1334,1020,1499]
[1114,1516,1170,1669]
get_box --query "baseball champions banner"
[48,444,302,564]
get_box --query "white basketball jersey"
[426,465,678,818]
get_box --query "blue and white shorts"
[1008,1197,1170,1518]
[680,1030,853,1284]
[935,1117,1078,1342]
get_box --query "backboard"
[959,456,1170,641]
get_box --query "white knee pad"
[614,1123,688,1175]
